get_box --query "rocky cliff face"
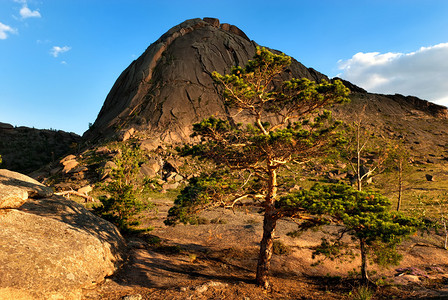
[84,17,447,147]
[0,123,81,174]
[84,18,327,143]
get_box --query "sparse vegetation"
[350,285,374,300]
[272,240,290,255]
[94,143,153,231]
[4,17,448,300]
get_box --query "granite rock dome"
[84,18,327,143]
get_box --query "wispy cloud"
[50,46,71,57]
[19,5,41,19]
[0,22,17,39]
[338,43,448,107]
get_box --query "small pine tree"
[95,143,153,231]
[280,184,419,283]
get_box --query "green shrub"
[273,240,290,255]
[95,143,153,231]
[350,285,374,300]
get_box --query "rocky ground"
[81,196,448,300]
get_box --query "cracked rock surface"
[0,169,126,300]
[85,17,327,144]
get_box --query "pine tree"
[166,47,349,288]
[280,184,419,283]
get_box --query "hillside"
[0,122,81,174]
[82,17,447,166]
[58,18,448,299]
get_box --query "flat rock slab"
[0,195,126,299]
[0,169,53,208]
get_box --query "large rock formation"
[84,17,447,156]
[0,123,81,174]
[84,18,327,143]
[0,169,125,299]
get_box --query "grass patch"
[273,240,291,255]
[349,285,374,300]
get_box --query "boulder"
[0,171,125,299]
[61,155,77,163]
[139,158,161,178]
[95,146,112,155]
[62,159,79,174]
[164,158,182,173]
[77,184,93,194]
[139,139,160,152]
[100,161,118,180]
[119,128,136,141]
[0,169,53,209]
[162,182,180,190]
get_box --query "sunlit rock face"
[0,169,126,300]
[84,17,327,144]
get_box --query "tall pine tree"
[166,47,349,288]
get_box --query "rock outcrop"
[0,169,53,208]
[0,169,125,299]
[84,17,327,144]
[84,17,448,148]
[0,124,81,174]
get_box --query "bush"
[273,240,290,255]
[350,285,374,300]
[95,143,152,231]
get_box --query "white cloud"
[338,43,448,107]
[0,22,17,39]
[50,46,71,57]
[19,5,41,19]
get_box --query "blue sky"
[1,0,448,135]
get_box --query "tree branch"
[55,190,94,202]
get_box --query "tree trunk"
[356,123,362,192]
[396,160,403,211]
[443,220,448,250]
[360,239,369,283]
[256,167,278,289]
[256,209,277,289]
